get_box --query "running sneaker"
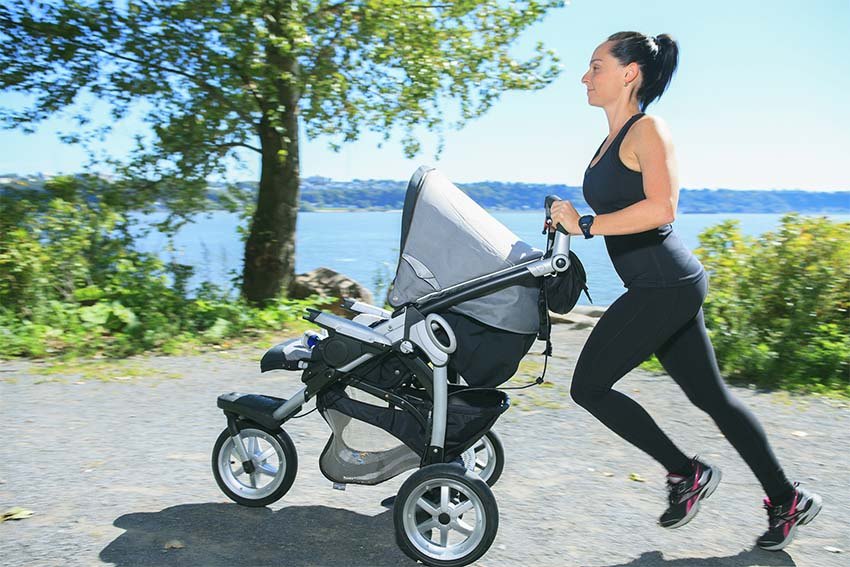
[658,458,722,528]
[756,483,822,551]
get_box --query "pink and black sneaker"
[757,483,822,551]
[658,458,721,529]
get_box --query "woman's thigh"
[573,283,704,396]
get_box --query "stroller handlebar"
[544,194,570,236]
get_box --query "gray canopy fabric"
[387,166,543,334]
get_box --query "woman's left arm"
[554,117,680,236]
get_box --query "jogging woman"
[548,31,821,550]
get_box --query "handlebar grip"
[545,194,560,219]
[544,194,569,235]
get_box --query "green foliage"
[0,0,564,195]
[694,214,850,395]
[1,0,566,301]
[0,179,325,358]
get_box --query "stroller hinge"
[422,445,445,466]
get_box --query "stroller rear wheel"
[394,463,498,567]
[212,420,297,507]
[461,430,505,487]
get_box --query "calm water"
[137,211,850,307]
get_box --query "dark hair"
[607,32,679,111]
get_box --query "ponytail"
[607,32,679,111]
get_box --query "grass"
[505,358,570,411]
[36,360,182,383]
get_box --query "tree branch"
[214,141,261,154]
[0,14,256,125]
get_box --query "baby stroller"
[211,166,578,566]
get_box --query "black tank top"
[582,113,705,289]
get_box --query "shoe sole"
[660,466,722,529]
[758,492,823,551]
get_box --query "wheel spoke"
[257,447,276,463]
[257,462,278,477]
[439,524,449,547]
[417,517,439,535]
[416,497,438,516]
[452,519,474,537]
[247,435,258,456]
[453,499,474,516]
[249,471,258,488]
[232,463,245,476]
[440,486,449,511]
[475,458,486,469]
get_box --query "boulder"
[570,305,609,318]
[548,311,599,329]
[289,267,375,316]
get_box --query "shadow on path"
[101,502,413,566]
[599,549,797,567]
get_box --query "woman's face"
[581,41,636,107]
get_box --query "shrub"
[0,176,325,358]
[695,214,850,395]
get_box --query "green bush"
[695,214,850,395]
[0,175,326,358]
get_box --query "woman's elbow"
[658,203,676,225]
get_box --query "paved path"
[1,323,848,567]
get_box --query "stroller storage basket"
[318,385,509,462]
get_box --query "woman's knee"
[570,371,604,408]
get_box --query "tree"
[0,0,564,302]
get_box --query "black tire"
[474,430,505,487]
[211,420,297,507]
[394,463,499,567]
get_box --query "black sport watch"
[578,214,595,239]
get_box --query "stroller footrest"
[217,392,287,430]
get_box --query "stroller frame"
[213,191,572,566]
[246,207,568,463]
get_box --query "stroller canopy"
[387,166,543,334]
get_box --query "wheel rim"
[218,428,286,500]
[471,435,496,483]
[402,478,487,561]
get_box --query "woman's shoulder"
[625,113,674,150]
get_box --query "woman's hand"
[548,199,582,235]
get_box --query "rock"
[549,312,598,329]
[289,268,375,316]
[570,305,609,318]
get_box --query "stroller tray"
[217,392,287,430]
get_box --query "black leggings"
[570,274,794,502]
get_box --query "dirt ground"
[1,322,847,567]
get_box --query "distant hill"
[293,177,850,214]
[2,174,848,214]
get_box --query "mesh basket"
[318,387,421,485]
[317,384,509,484]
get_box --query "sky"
[1,0,849,191]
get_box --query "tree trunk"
[241,108,300,303]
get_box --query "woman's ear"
[624,61,640,86]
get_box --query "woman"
[548,31,821,551]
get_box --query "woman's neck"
[603,105,642,138]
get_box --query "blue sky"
[1,0,849,191]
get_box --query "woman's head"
[582,32,679,112]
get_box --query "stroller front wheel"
[211,420,298,507]
[394,463,498,567]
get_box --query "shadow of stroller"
[100,502,414,566]
[598,548,797,567]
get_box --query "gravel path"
[1,322,848,567]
